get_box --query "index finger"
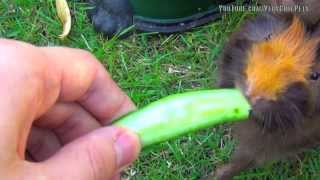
[41,47,136,125]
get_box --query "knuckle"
[76,49,97,62]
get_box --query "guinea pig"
[211,13,320,180]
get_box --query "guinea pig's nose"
[245,88,261,105]
[247,95,262,106]
[252,96,262,105]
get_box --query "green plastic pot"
[131,0,217,21]
[89,0,235,37]
[130,0,234,32]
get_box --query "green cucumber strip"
[113,89,251,147]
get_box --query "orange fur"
[245,16,319,101]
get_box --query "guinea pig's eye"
[265,34,272,41]
[310,72,320,80]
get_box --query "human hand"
[0,39,140,180]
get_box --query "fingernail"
[114,129,139,169]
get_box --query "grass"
[2,0,320,179]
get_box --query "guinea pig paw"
[88,0,133,38]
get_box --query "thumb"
[42,126,140,180]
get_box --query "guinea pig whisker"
[277,113,287,134]
[265,111,273,131]
[288,101,303,125]
[261,112,269,133]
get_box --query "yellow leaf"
[56,0,71,39]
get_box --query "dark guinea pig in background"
[211,0,320,179]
